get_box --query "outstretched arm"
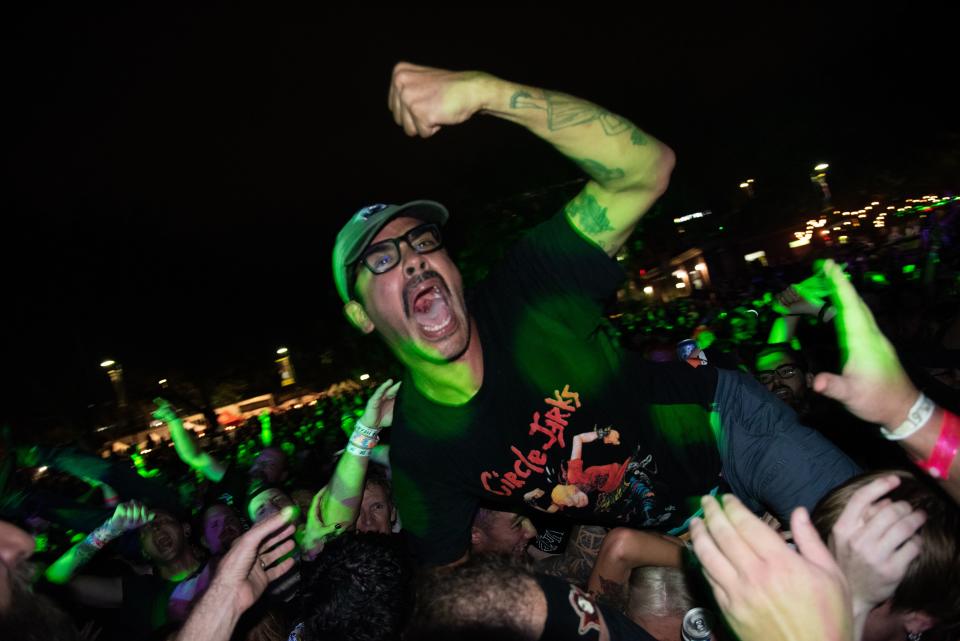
[153,398,226,482]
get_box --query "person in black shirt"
[331,61,859,566]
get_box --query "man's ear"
[904,610,937,635]
[344,301,375,334]
[805,372,815,389]
[470,526,482,547]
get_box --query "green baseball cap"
[332,200,449,303]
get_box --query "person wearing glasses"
[331,61,860,568]
[755,345,814,416]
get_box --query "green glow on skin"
[259,412,272,447]
[902,264,916,274]
[131,452,160,478]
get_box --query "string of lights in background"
[790,193,958,248]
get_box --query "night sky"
[3,7,954,430]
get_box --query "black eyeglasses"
[355,222,443,280]
[756,365,799,386]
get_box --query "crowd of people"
[1,61,959,641]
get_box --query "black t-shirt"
[391,213,722,565]
[122,573,180,631]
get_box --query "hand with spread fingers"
[176,508,298,641]
[104,500,154,536]
[690,494,853,641]
[827,474,925,637]
[358,378,402,431]
[812,259,918,428]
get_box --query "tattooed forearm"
[573,158,625,183]
[509,90,641,139]
[597,575,630,612]
[565,192,614,236]
[72,540,100,566]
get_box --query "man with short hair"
[45,503,203,630]
[201,502,244,556]
[471,508,537,561]
[754,345,814,416]
[334,61,859,566]
[356,476,398,535]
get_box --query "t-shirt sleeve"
[483,211,625,338]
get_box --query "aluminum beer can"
[681,607,714,641]
[677,338,699,361]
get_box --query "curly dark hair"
[298,532,412,641]
[405,554,540,641]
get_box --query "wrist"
[881,389,930,439]
[851,596,875,620]
[476,73,512,113]
[87,523,121,549]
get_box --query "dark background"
[2,6,955,433]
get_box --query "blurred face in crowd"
[0,520,76,640]
[202,504,243,555]
[250,448,288,484]
[730,312,758,342]
[356,482,396,535]
[248,488,295,523]
[471,510,537,561]
[140,510,188,564]
[351,216,471,366]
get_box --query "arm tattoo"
[565,192,615,236]
[509,90,637,137]
[72,540,101,567]
[534,525,607,585]
[597,575,630,612]
[573,158,625,182]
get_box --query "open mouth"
[154,533,173,551]
[773,387,794,402]
[407,277,459,341]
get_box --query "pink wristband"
[917,410,960,480]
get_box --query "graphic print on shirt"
[479,384,676,526]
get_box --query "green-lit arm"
[257,412,272,448]
[767,272,837,346]
[388,62,675,257]
[815,260,960,502]
[45,501,153,584]
[767,315,800,346]
[302,380,401,555]
[153,398,226,482]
